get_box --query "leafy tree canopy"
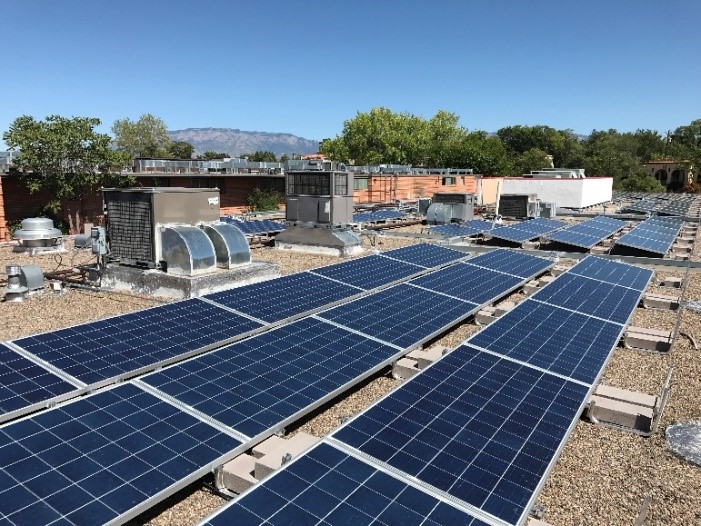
[111,113,171,158]
[614,169,666,193]
[197,150,231,160]
[3,115,131,214]
[168,140,195,159]
[514,148,552,175]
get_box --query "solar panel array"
[352,210,407,223]
[545,216,628,249]
[614,216,685,255]
[0,245,556,525]
[488,218,566,244]
[219,218,286,236]
[428,219,496,238]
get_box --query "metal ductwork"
[161,226,217,276]
[201,222,251,268]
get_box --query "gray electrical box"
[284,169,354,225]
[102,187,221,267]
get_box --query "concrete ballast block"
[624,326,672,352]
[494,301,515,317]
[594,384,658,410]
[659,276,682,288]
[642,293,680,310]
[589,395,654,432]
[407,345,447,369]
[252,435,286,459]
[254,433,320,480]
[550,264,569,276]
[220,453,258,494]
[475,306,497,325]
[394,358,420,379]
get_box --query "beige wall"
[478,177,504,205]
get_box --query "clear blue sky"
[2,0,699,148]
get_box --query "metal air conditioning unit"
[539,201,557,218]
[498,194,539,219]
[102,187,250,275]
[425,193,475,224]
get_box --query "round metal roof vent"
[13,217,63,248]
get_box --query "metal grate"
[104,191,154,264]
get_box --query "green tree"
[448,131,511,175]
[669,119,701,179]
[244,150,278,162]
[582,129,640,180]
[514,148,552,175]
[615,169,666,192]
[168,140,194,159]
[279,154,290,163]
[198,150,231,160]
[3,114,132,230]
[246,187,283,211]
[111,113,172,158]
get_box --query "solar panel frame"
[463,249,554,279]
[198,442,490,526]
[428,220,496,238]
[139,317,406,440]
[378,243,468,268]
[0,343,85,424]
[545,216,627,249]
[330,346,591,526]
[11,298,264,390]
[308,254,427,290]
[487,218,566,244]
[568,255,653,291]
[614,216,684,255]
[0,382,244,526]
[201,271,365,324]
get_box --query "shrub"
[246,187,284,211]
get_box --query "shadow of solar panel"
[13,299,262,386]
[141,317,401,439]
[409,263,524,304]
[530,273,645,324]
[203,272,361,323]
[464,249,553,279]
[201,442,489,526]
[0,344,80,422]
[309,255,424,290]
[333,347,588,526]
[379,243,467,268]
[317,284,477,350]
[0,383,240,526]
[568,256,653,291]
[466,299,622,384]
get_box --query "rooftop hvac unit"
[425,193,475,224]
[102,187,248,273]
[498,194,538,219]
[284,169,354,225]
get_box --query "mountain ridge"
[167,128,320,157]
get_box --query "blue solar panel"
[379,243,467,268]
[353,210,406,223]
[428,220,495,238]
[614,216,683,255]
[141,317,401,439]
[546,216,627,249]
[203,272,361,323]
[317,284,477,349]
[201,442,489,526]
[333,346,588,526]
[0,383,240,526]
[221,218,285,235]
[0,344,80,422]
[13,299,262,386]
[464,249,553,279]
[569,256,653,291]
[309,255,424,290]
[489,218,565,243]
[529,273,644,324]
[466,299,622,384]
[409,263,524,304]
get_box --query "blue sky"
[1,0,699,148]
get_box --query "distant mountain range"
[167,128,320,158]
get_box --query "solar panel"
[0,343,82,423]
[140,317,402,439]
[545,216,627,249]
[220,218,286,235]
[352,210,407,223]
[464,249,554,279]
[332,346,589,526]
[614,216,683,255]
[488,218,566,244]
[309,255,424,290]
[466,300,624,384]
[202,272,362,323]
[428,219,495,238]
[200,442,489,526]
[529,273,644,324]
[379,242,467,268]
[408,263,524,304]
[12,299,262,386]
[316,284,477,350]
[0,383,241,526]
[568,255,653,291]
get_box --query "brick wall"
[353,174,477,203]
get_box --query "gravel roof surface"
[1,228,700,526]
